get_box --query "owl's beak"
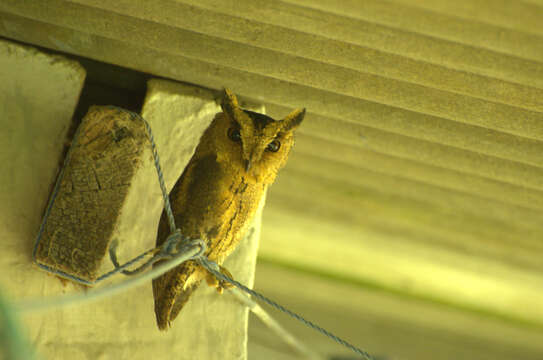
[245,159,252,172]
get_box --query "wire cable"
[17,239,205,314]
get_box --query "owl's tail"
[152,260,203,330]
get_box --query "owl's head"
[205,89,305,183]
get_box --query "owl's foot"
[205,265,234,294]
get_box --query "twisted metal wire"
[198,257,374,360]
[19,239,206,313]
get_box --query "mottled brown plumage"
[152,89,305,330]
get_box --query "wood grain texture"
[35,107,147,281]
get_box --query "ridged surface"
[1,0,542,346]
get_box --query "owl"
[152,89,305,330]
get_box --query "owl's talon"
[205,272,219,287]
[218,279,234,292]
[205,265,234,293]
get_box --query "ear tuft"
[221,88,240,120]
[282,108,306,132]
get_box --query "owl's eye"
[266,140,281,152]
[227,127,241,142]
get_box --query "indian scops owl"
[152,89,306,330]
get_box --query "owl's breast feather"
[173,153,264,263]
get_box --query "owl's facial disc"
[220,88,305,174]
[238,110,285,171]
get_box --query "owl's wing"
[152,257,203,330]
[152,151,241,329]
[152,159,206,330]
